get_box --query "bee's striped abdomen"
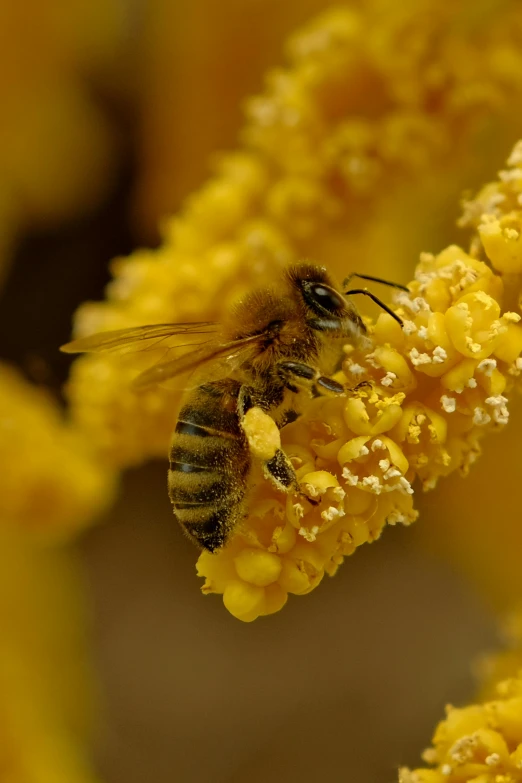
[168,382,250,552]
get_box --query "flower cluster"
[245,2,522,207]
[65,1,522,466]
[59,0,522,619]
[135,0,522,233]
[462,139,522,306]
[0,364,114,536]
[400,670,522,783]
[196,139,522,619]
[198,238,522,620]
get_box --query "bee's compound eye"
[309,284,345,313]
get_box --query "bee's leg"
[237,384,301,495]
[315,376,346,394]
[276,361,345,396]
[263,449,321,508]
[263,449,300,494]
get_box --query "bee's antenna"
[343,288,404,326]
[342,273,409,292]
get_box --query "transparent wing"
[60,322,218,355]
[60,321,266,391]
[132,333,264,390]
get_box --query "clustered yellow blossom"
[135,0,522,235]
[198,237,522,620]
[461,139,522,304]
[64,119,522,621]
[0,363,115,536]
[198,136,522,622]
[400,669,522,783]
[66,1,522,466]
[60,1,522,619]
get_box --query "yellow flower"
[400,669,522,783]
[60,3,522,619]
[196,137,522,618]
[133,0,522,236]
[197,228,522,619]
[0,363,115,536]
[415,138,522,612]
[66,1,522,466]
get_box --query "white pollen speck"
[299,525,320,542]
[348,362,366,375]
[412,296,430,312]
[332,486,346,501]
[364,352,380,369]
[473,407,491,426]
[342,468,358,486]
[398,477,414,495]
[441,395,456,413]
[371,439,385,451]
[409,347,432,366]
[486,394,508,407]
[381,371,397,387]
[303,482,320,498]
[387,509,407,525]
[293,503,305,519]
[477,358,496,376]
[361,475,382,493]
[384,467,401,480]
[395,293,415,311]
[495,407,509,425]
[467,377,477,388]
[401,320,417,335]
[359,445,370,456]
[432,346,448,363]
[321,506,345,522]
[485,753,500,767]
[378,458,391,472]
[466,337,482,354]
[417,326,429,339]
[441,764,452,776]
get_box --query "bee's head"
[287,263,367,339]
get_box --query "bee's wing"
[131,333,264,390]
[60,321,266,391]
[60,322,218,355]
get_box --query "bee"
[61,263,407,552]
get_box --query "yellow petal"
[223,580,266,622]
[234,548,282,587]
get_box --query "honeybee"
[62,263,407,552]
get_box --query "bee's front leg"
[276,360,346,396]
